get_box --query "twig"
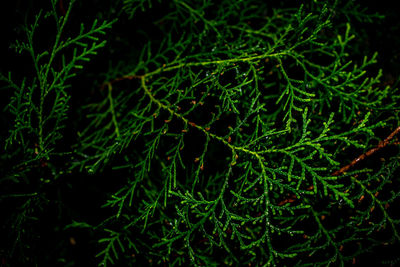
[332,126,400,176]
[100,75,143,90]
[277,126,400,206]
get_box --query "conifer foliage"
[1,0,400,266]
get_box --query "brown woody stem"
[332,126,400,176]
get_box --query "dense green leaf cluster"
[1,0,400,266]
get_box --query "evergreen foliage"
[1,0,400,266]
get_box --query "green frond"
[2,0,400,266]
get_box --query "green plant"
[1,0,400,266]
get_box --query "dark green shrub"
[1,0,399,266]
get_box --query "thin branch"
[332,126,400,176]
